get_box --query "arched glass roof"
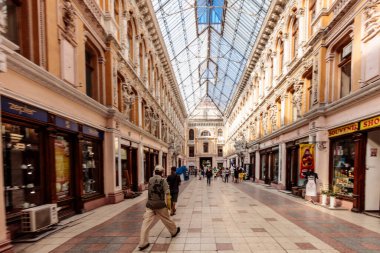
[151,0,272,115]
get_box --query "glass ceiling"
[151,0,272,115]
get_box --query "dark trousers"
[207,177,211,185]
[225,175,229,183]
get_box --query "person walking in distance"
[138,165,180,251]
[167,166,181,216]
[206,167,213,186]
[224,167,230,183]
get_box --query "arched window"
[218,129,223,137]
[85,41,100,101]
[277,37,284,75]
[189,129,194,140]
[291,17,299,59]
[139,40,145,78]
[127,20,134,61]
[201,130,211,137]
[114,0,120,25]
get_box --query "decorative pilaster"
[292,84,303,119]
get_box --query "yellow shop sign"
[360,115,380,130]
[328,123,358,137]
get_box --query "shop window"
[189,146,194,157]
[3,123,43,213]
[272,152,279,183]
[55,135,72,200]
[189,129,194,140]
[339,42,352,98]
[260,153,267,181]
[203,142,208,153]
[332,138,355,196]
[82,139,102,195]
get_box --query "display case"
[82,139,101,195]
[332,138,355,196]
[2,123,42,213]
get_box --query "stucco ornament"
[363,0,380,40]
[269,104,278,131]
[249,121,257,140]
[292,84,303,119]
[262,112,269,136]
[122,82,135,120]
[62,0,76,39]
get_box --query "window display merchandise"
[2,123,42,213]
[332,138,355,196]
[82,140,100,194]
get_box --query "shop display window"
[272,152,279,183]
[260,153,267,180]
[2,123,42,213]
[120,146,130,189]
[332,138,355,196]
[55,135,72,199]
[82,139,102,195]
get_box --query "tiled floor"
[14,177,380,253]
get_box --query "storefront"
[259,146,279,185]
[143,147,159,182]
[285,138,310,192]
[329,116,380,213]
[249,152,255,180]
[2,96,105,236]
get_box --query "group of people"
[198,165,248,185]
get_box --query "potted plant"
[321,190,328,206]
[329,191,337,208]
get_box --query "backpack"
[146,178,167,210]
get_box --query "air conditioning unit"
[21,204,58,232]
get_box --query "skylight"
[151,0,272,115]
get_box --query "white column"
[159,149,163,166]
[279,142,287,187]
[315,130,329,191]
[280,95,286,126]
[138,142,145,189]
[255,151,260,182]
[297,9,306,55]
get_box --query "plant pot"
[329,196,336,208]
[321,194,327,205]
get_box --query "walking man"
[138,165,180,251]
[206,167,213,186]
[167,166,181,216]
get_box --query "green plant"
[329,191,337,197]
[321,190,328,195]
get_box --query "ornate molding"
[362,0,380,42]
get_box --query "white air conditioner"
[21,204,58,232]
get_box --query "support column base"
[108,190,124,204]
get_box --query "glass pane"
[332,138,355,196]
[3,123,42,212]
[340,61,351,98]
[55,135,71,199]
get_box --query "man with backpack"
[167,166,181,216]
[138,165,180,251]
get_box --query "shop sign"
[299,144,315,178]
[83,125,103,139]
[328,123,358,137]
[55,116,78,132]
[360,115,380,131]
[1,96,48,122]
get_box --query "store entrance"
[199,157,212,172]
[365,130,380,213]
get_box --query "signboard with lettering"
[360,115,380,131]
[82,125,103,139]
[1,96,48,122]
[55,116,78,132]
[328,123,358,137]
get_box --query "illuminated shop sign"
[328,123,358,137]
[360,115,380,130]
[55,116,78,132]
[83,125,103,139]
[1,96,48,122]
